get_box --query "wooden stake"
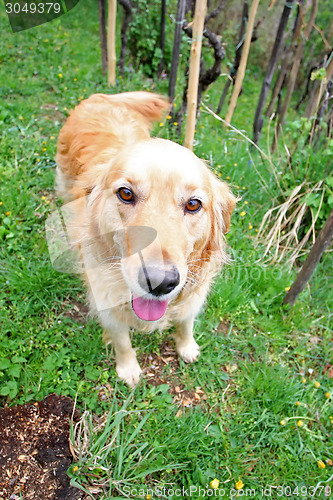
[283,208,333,307]
[272,0,318,150]
[184,0,207,151]
[107,0,117,86]
[225,0,260,125]
[306,54,333,119]
[98,0,108,76]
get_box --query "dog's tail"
[56,92,170,188]
[86,92,170,123]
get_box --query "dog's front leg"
[103,328,142,387]
[174,317,200,363]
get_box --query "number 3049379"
[5,3,61,14]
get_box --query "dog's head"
[88,138,236,321]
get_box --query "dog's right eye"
[117,187,135,204]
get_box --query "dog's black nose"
[139,266,180,296]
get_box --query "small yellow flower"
[240,211,246,217]
[46,200,50,205]
[210,479,220,489]
[317,460,326,469]
[41,196,46,201]
[282,230,286,234]
[159,123,163,127]
[242,187,246,190]
[43,141,46,145]
[295,401,300,406]
[302,378,306,384]
[235,479,244,490]
[58,73,63,78]
[297,420,303,427]
[244,201,248,204]
[234,163,238,166]
[6,211,10,216]
[72,465,79,473]
[42,148,47,152]
[285,286,290,292]
[50,136,54,140]
[146,495,151,500]
[249,225,253,230]
[325,392,331,399]
[167,115,171,119]
[314,381,321,388]
[36,158,40,163]
[19,116,23,120]
[226,176,230,180]
[173,121,178,126]
[280,419,286,426]
[0,201,3,206]
[74,78,77,81]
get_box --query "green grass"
[0,1,332,498]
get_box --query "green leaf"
[0,381,18,399]
[11,356,27,363]
[0,358,11,370]
[8,364,22,378]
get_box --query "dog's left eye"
[185,199,202,213]
[117,187,135,204]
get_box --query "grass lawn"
[0,1,332,498]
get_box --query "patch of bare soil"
[62,300,90,324]
[39,103,65,123]
[140,340,208,412]
[0,394,88,500]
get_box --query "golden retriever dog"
[55,92,236,386]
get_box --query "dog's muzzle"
[131,263,180,322]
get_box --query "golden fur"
[56,91,236,386]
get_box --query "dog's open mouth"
[132,294,168,321]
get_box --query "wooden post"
[306,55,333,119]
[225,0,260,126]
[272,0,318,150]
[283,208,333,307]
[169,0,186,105]
[98,0,108,75]
[253,0,294,144]
[108,0,117,86]
[184,0,207,151]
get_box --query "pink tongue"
[132,295,168,321]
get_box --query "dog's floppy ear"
[209,175,237,253]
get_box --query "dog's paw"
[176,340,200,363]
[116,360,142,387]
